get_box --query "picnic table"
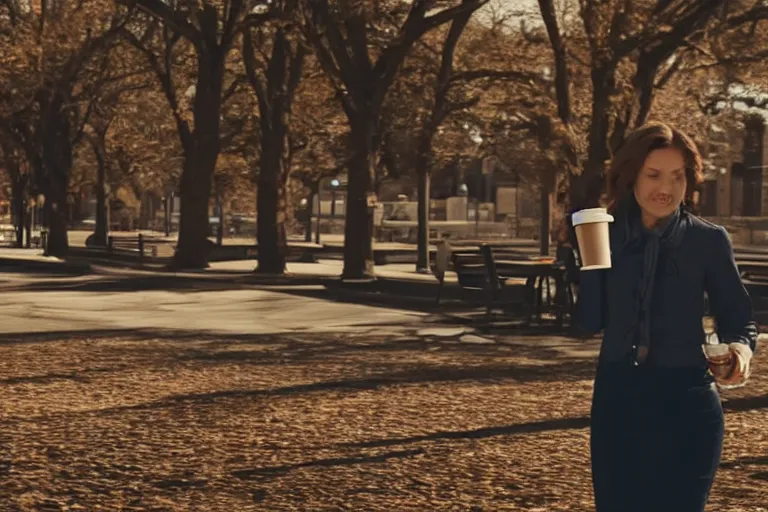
[494,258,571,326]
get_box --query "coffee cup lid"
[703,343,730,357]
[572,208,614,226]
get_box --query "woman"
[574,122,757,512]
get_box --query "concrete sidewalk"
[0,247,91,274]
[208,258,458,283]
[0,244,455,284]
[0,247,461,297]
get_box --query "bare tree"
[410,12,545,271]
[536,0,768,210]
[1,1,132,256]
[302,0,489,279]
[119,0,271,268]
[243,0,307,274]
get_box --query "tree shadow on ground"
[342,416,591,450]
[720,454,768,482]
[229,416,593,482]
[0,262,89,276]
[231,448,426,481]
[0,366,120,385]
[722,395,768,413]
[4,328,765,420]
[75,357,596,417]
[4,275,268,294]
[720,455,768,469]
[0,326,577,363]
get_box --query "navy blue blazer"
[575,207,758,369]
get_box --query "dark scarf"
[613,197,688,363]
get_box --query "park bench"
[447,246,508,315]
[739,261,768,281]
[107,234,169,264]
[735,249,768,281]
[434,244,532,316]
[435,242,575,326]
[484,245,574,326]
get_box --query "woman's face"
[633,147,687,228]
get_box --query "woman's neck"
[640,208,679,232]
[641,211,663,230]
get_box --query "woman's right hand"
[706,343,752,387]
[706,351,736,382]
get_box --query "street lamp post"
[330,178,340,234]
[301,197,311,243]
[37,194,47,255]
[314,185,321,245]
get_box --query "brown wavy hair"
[606,122,703,213]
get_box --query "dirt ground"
[1,329,766,512]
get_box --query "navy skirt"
[590,364,724,512]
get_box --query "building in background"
[700,114,768,218]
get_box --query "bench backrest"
[451,249,489,291]
[108,235,168,254]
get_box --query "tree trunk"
[164,194,171,236]
[173,146,216,269]
[247,25,305,275]
[342,120,376,280]
[534,119,555,255]
[12,177,26,249]
[633,56,658,130]
[44,198,69,257]
[538,0,571,125]
[414,118,435,273]
[572,66,616,211]
[540,182,550,256]
[172,46,223,270]
[305,190,314,242]
[416,168,430,272]
[93,134,108,246]
[215,188,224,247]
[256,144,288,274]
[40,109,72,258]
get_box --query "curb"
[0,257,91,275]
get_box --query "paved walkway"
[0,280,765,511]
[0,246,458,284]
[0,282,428,336]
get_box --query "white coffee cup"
[702,343,730,362]
[571,208,614,270]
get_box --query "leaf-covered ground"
[1,330,765,511]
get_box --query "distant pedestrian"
[574,122,757,512]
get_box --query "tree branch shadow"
[722,395,768,413]
[75,358,595,416]
[341,416,591,450]
[720,454,768,469]
[231,448,425,481]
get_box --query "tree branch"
[311,0,361,90]
[286,44,308,109]
[220,0,245,49]
[421,0,490,34]
[438,96,481,125]
[449,69,545,87]
[121,26,192,147]
[345,12,373,73]
[302,12,356,119]
[243,27,269,118]
[118,0,199,41]
[725,2,768,29]
[538,0,571,124]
